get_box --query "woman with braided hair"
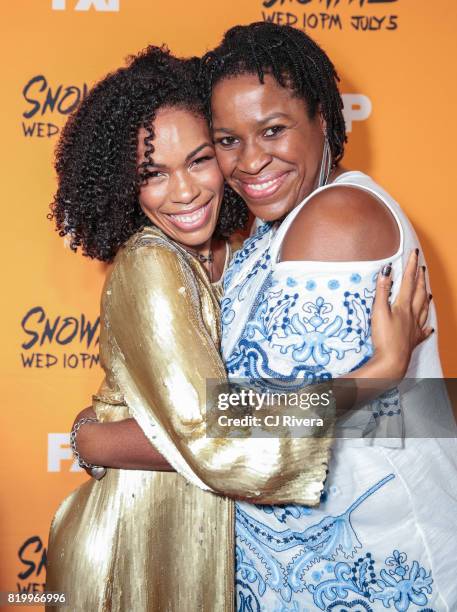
[197,21,457,611]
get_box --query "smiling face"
[211,73,325,222]
[138,107,224,249]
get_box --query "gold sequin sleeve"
[104,232,332,505]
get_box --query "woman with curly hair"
[45,44,432,611]
[45,46,249,611]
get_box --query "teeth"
[171,205,207,224]
[246,178,279,191]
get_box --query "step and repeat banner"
[1,0,456,606]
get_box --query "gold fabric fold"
[46,227,332,611]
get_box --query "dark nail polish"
[429,294,433,301]
[422,266,426,272]
[381,263,392,277]
[431,328,435,334]
[415,248,419,256]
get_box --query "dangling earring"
[317,135,332,188]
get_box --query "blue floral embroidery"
[372,387,401,420]
[229,221,272,268]
[222,222,273,342]
[326,598,374,611]
[351,273,362,284]
[226,338,326,387]
[236,472,434,610]
[226,274,377,384]
[310,555,379,609]
[285,296,364,366]
[328,280,340,290]
[236,475,395,603]
[370,551,433,611]
[254,504,313,524]
[236,545,265,610]
[236,580,262,611]
[223,221,272,293]
[306,280,317,290]
[221,295,236,327]
[309,549,433,612]
[287,277,298,287]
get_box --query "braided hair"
[50,45,247,262]
[200,22,347,164]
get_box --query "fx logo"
[52,0,119,11]
[48,433,83,472]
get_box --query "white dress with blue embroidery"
[221,172,457,612]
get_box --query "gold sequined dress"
[45,227,332,611]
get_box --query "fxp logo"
[342,94,372,132]
[52,0,119,11]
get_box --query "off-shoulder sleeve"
[105,239,332,505]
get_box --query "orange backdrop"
[1,0,456,607]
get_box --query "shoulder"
[121,226,174,256]
[108,227,193,295]
[114,227,185,269]
[280,184,400,262]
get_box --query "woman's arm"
[73,407,173,471]
[280,185,400,263]
[280,184,433,404]
[75,248,430,472]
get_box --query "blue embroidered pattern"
[226,284,375,383]
[236,475,434,611]
[224,221,377,383]
[309,549,433,611]
[222,221,272,342]
[236,475,392,602]
[223,229,399,411]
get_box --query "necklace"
[193,250,214,264]
[181,244,214,282]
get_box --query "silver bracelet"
[70,416,107,480]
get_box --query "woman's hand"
[370,249,433,380]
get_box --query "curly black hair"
[200,22,347,165]
[50,45,248,262]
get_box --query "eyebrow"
[148,142,213,169]
[213,112,291,133]
[185,142,212,162]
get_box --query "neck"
[179,238,212,257]
[179,239,215,283]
